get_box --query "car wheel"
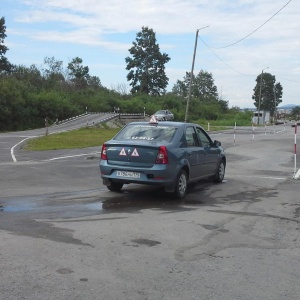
[173,169,187,199]
[213,160,225,183]
[107,181,123,192]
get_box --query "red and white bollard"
[293,123,299,179]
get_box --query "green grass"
[25,127,120,151]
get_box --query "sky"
[1,0,299,108]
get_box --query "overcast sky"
[1,0,299,108]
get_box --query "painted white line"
[240,175,287,180]
[46,152,100,161]
[293,169,300,179]
[11,137,36,162]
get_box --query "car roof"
[126,121,202,128]
[155,110,168,113]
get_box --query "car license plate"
[116,171,140,178]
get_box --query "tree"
[291,106,300,121]
[125,26,170,95]
[41,57,65,89]
[86,75,103,90]
[252,72,282,117]
[0,17,11,73]
[67,57,89,89]
[172,70,218,100]
[11,64,44,91]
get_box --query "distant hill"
[278,104,299,109]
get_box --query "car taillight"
[101,144,107,160]
[155,146,168,164]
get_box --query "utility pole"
[257,67,269,125]
[273,85,277,124]
[184,26,209,123]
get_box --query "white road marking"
[227,175,288,180]
[11,137,36,163]
[46,152,100,161]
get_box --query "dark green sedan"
[100,120,226,199]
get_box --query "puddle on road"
[0,181,216,215]
[0,202,37,212]
[0,201,103,213]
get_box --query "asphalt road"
[0,121,299,300]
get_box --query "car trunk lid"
[104,142,161,168]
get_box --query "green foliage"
[195,109,252,127]
[172,70,218,99]
[125,26,170,95]
[291,106,300,120]
[0,17,8,56]
[67,57,90,89]
[252,72,282,116]
[0,17,11,73]
[0,77,29,130]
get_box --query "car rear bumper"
[100,163,179,186]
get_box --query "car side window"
[196,127,211,147]
[185,126,199,147]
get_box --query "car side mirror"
[213,140,221,147]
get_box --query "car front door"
[184,126,206,179]
[196,127,220,175]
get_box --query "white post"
[265,122,267,135]
[234,122,236,146]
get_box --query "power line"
[199,36,256,76]
[200,36,300,84]
[276,76,300,83]
[209,0,292,49]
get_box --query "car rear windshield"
[114,125,177,143]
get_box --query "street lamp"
[257,67,269,125]
[184,26,209,123]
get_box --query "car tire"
[173,169,187,199]
[213,160,225,183]
[107,181,123,192]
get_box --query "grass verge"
[25,127,120,151]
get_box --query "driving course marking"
[46,152,100,161]
[11,137,36,163]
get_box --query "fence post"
[45,118,49,136]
